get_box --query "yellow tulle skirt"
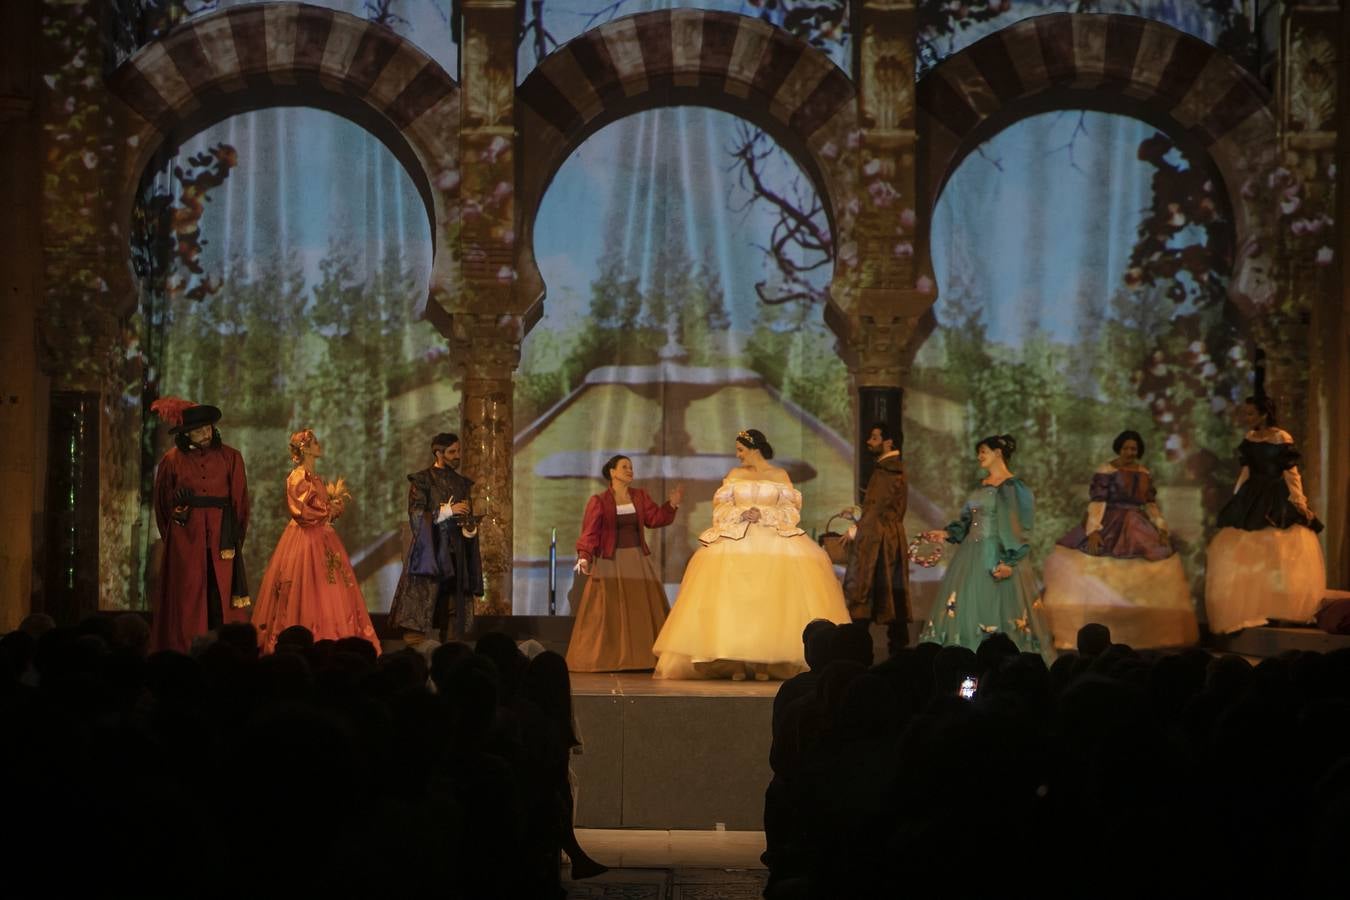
[1042,546,1197,649]
[653,525,851,679]
[1205,525,1326,634]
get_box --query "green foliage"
[744,304,850,437]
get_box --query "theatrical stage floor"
[562,829,767,900]
[571,672,779,698]
[569,672,778,830]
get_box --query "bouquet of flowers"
[326,477,352,520]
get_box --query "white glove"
[434,500,455,524]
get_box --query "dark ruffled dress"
[1205,436,1326,633]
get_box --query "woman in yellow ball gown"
[652,429,851,680]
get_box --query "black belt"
[175,491,251,602]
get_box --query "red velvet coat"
[576,488,677,563]
[151,443,251,653]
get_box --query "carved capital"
[832,300,925,387]
[1282,5,1338,142]
[449,313,523,382]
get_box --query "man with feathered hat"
[149,397,252,653]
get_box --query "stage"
[569,673,777,830]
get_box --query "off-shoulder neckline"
[1244,429,1294,445]
[1098,461,1150,474]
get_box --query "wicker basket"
[818,513,853,565]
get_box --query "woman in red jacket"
[566,455,683,672]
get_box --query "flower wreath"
[908,534,945,568]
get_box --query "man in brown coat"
[842,422,909,627]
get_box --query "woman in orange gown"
[252,429,381,655]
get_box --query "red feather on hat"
[150,396,196,428]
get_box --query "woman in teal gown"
[919,434,1050,655]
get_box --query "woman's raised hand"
[669,484,685,508]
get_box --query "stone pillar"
[455,0,519,613]
[451,314,522,616]
[1326,0,1350,587]
[1279,2,1341,584]
[0,0,40,631]
[42,392,101,624]
[833,0,930,486]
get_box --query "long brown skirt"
[566,547,670,672]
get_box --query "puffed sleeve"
[576,494,605,563]
[1232,441,1253,494]
[995,479,1035,567]
[287,470,330,527]
[1278,445,1314,515]
[1084,466,1113,535]
[759,486,804,536]
[945,505,973,544]
[1141,469,1168,532]
[637,490,677,530]
[700,483,750,544]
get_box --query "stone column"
[1326,0,1350,587]
[451,314,522,616]
[832,0,930,489]
[1279,3,1341,584]
[0,0,40,631]
[455,0,519,613]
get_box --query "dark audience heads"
[523,650,580,749]
[442,654,500,736]
[835,673,897,740]
[0,629,36,682]
[18,613,56,638]
[1206,653,1254,698]
[255,649,315,699]
[144,649,208,703]
[802,620,837,670]
[975,632,1019,676]
[274,624,315,654]
[830,622,874,668]
[885,618,910,657]
[76,614,117,645]
[1077,623,1112,657]
[217,622,261,661]
[474,632,527,702]
[373,647,428,696]
[819,660,868,714]
[932,645,979,697]
[335,636,379,665]
[110,613,151,658]
[429,641,473,694]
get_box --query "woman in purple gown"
[1043,430,1197,648]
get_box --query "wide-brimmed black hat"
[171,404,222,434]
